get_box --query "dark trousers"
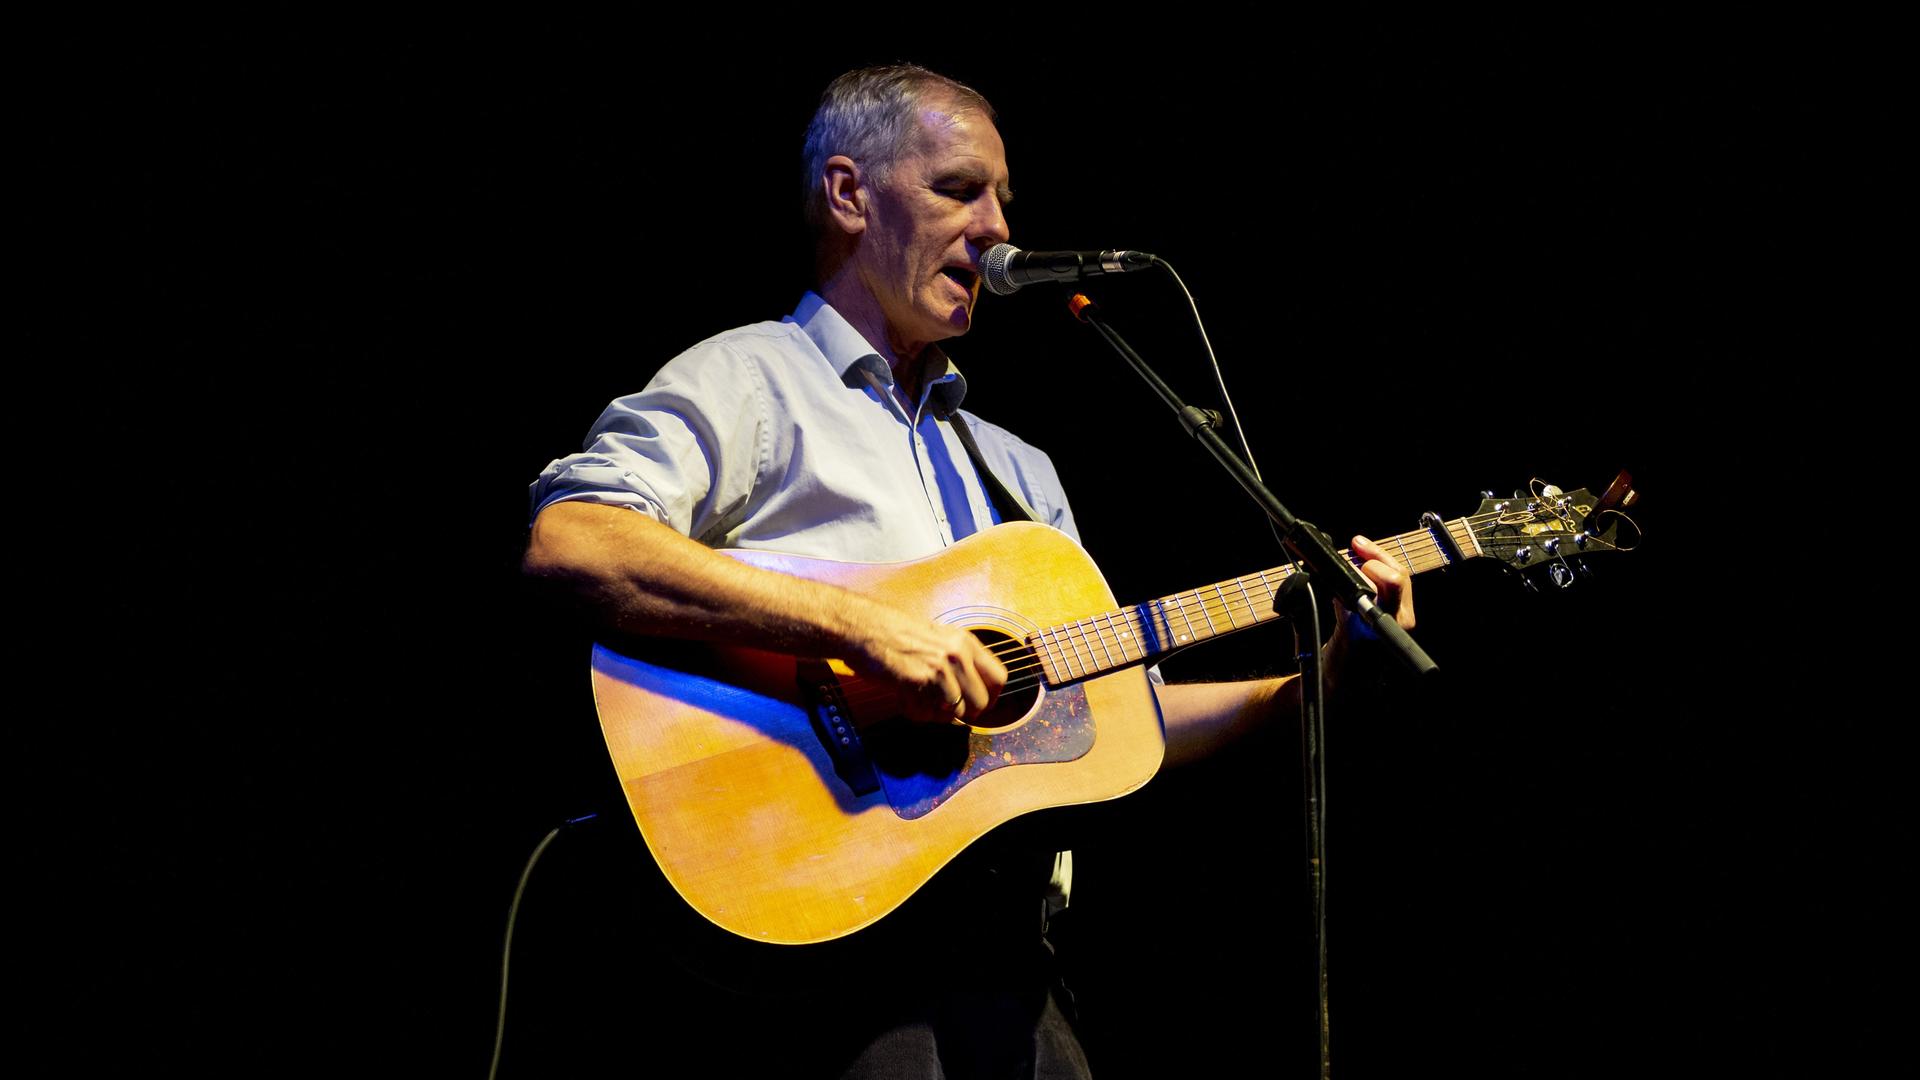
[511,814,1091,1078]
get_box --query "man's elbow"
[523,501,596,582]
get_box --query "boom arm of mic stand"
[1069,295,1437,678]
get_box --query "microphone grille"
[981,244,1021,297]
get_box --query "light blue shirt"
[530,293,1079,560]
[532,294,1093,911]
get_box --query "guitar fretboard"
[1030,516,1481,684]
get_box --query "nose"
[971,192,1010,247]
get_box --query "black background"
[53,14,1881,1077]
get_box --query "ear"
[821,155,867,238]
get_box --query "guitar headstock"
[1464,470,1641,590]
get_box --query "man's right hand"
[846,605,1007,726]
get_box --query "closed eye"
[932,177,1012,207]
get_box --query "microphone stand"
[1067,293,1436,1079]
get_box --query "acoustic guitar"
[589,473,1638,944]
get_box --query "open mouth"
[940,266,979,294]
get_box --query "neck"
[816,271,930,391]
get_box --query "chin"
[915,307,971,343]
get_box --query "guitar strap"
[853,361,1039,529]
[940,407,1041,527]
[939,405,1072,929]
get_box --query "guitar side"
[589,522,1167,945]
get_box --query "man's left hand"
[1349,533,1415,633]
[1323,533,1416,691]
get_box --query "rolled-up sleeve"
[528,341,770,540]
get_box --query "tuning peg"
[1480,490,1496,500]
[1549,564,1574,589]
[1542,538,1560,555]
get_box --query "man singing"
[526,64,1413,1078]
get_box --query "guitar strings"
[836,527,1461,710]
[828,506,1613,713]
[1004,502,1605,685]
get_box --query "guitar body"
[590,522,1166,945]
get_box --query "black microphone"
[980,244,1156,296]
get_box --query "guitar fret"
[1132,602,1161,657]
[1057,626,1087,682]
[1152,588,1182,638]
[1419,522,1450,568]
[1054,624,1077,680]
[1252,574,1278,621]
[1194,589,1220,637]
[1112,609,1145,664]
[1454,517,1484,557]
[1247,577,1268,622]
[1205,584,1236,626]
[1164,595,1194,645]
[1091,611,1119,670]
[1408,531,1437,573]
[1047,621,1066,674]
[1080,615,1107,669]
[1037,628,1066,682]
[1065,617,1097,678]
[1264,567,1291,619]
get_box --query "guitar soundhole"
[967,628,1040,732]
[863,628,1043,785]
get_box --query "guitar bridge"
[797,660,880,797]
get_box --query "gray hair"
[800,64,995,235]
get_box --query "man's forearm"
[1156,676,1298,768]
[522,500,1007,723]
[525,500,870,653]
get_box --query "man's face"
[856,100,1012,356]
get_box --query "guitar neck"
[1029,515,1481,685]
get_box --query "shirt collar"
[791,292,971,414]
